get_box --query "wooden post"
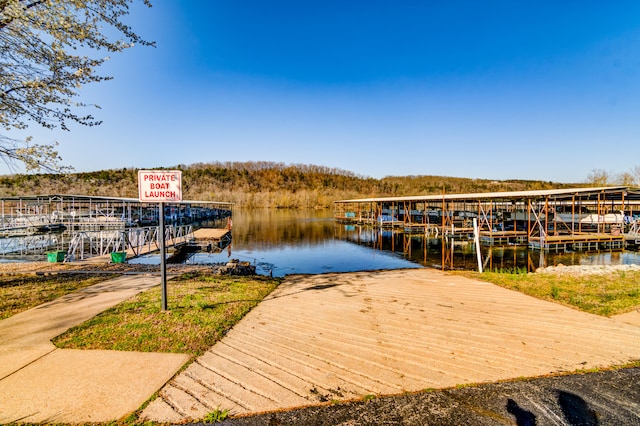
[488,201,493,234]
[527,199,531,239]
[579,195,583,233]
[553,196,557,236]
[544,197,549,244]
[571,195,575,235]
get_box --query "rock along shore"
[536,263,640,276]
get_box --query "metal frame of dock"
[0,194,233,260]
[334,186,640,252]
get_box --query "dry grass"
[0,272,114,320]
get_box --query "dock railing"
[66,224,194,261]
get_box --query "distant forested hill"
[0,161,577,208]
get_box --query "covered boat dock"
[334,186,640,252]
[0,194,233,260]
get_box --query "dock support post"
[473,218,483,273]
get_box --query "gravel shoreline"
[536,263,640,276]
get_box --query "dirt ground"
[216,367,640,425]
[0,260,213,275]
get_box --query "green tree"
[0,0,153,172]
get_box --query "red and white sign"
[138,170,182,202]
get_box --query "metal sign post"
[159,201,167,310]
[138,170,182,311]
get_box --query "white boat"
[579,213,625,225]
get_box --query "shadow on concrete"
[263,269,396,301]
[196,299,264,310]
[305,283,341,291]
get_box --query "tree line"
[586,166,640,187]
[0,161,591,208]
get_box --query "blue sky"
[6,1,640,182]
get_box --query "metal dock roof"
[336,186,640,204]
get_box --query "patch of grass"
[455,382,480,389]
[52,272,279,356]
[202,407,230,423]
[461,270,640,317]
[489,267,529,275]
[0,273,115,320]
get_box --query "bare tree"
[616,171,636,186]
[632,165,640,187]
[586,169,613,186]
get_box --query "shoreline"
[3,259,640,276]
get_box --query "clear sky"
[6,1,640,182]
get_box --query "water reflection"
[131,209,640,276]
[133,209,419,277]
[231,209,335,249]
[336,225,640,272]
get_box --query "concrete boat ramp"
[141,269,640,423]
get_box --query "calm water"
[131,209,640,277]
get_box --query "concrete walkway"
[0,274,190,424]
[140,269,640,423]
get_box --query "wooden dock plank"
[529,232,626,251]
[541,233,625,243]
[192,228,231,241]
[480,231,527,237]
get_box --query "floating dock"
[480,230,528,246]
[529,233,626,252]
[188,227,232,252]
[0,194,233,261]
[192,228,231,242]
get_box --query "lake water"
[131,209,640,277]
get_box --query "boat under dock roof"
[336,186,640,204]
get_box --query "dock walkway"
[192,228,231,241]
[77,227,231,263]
